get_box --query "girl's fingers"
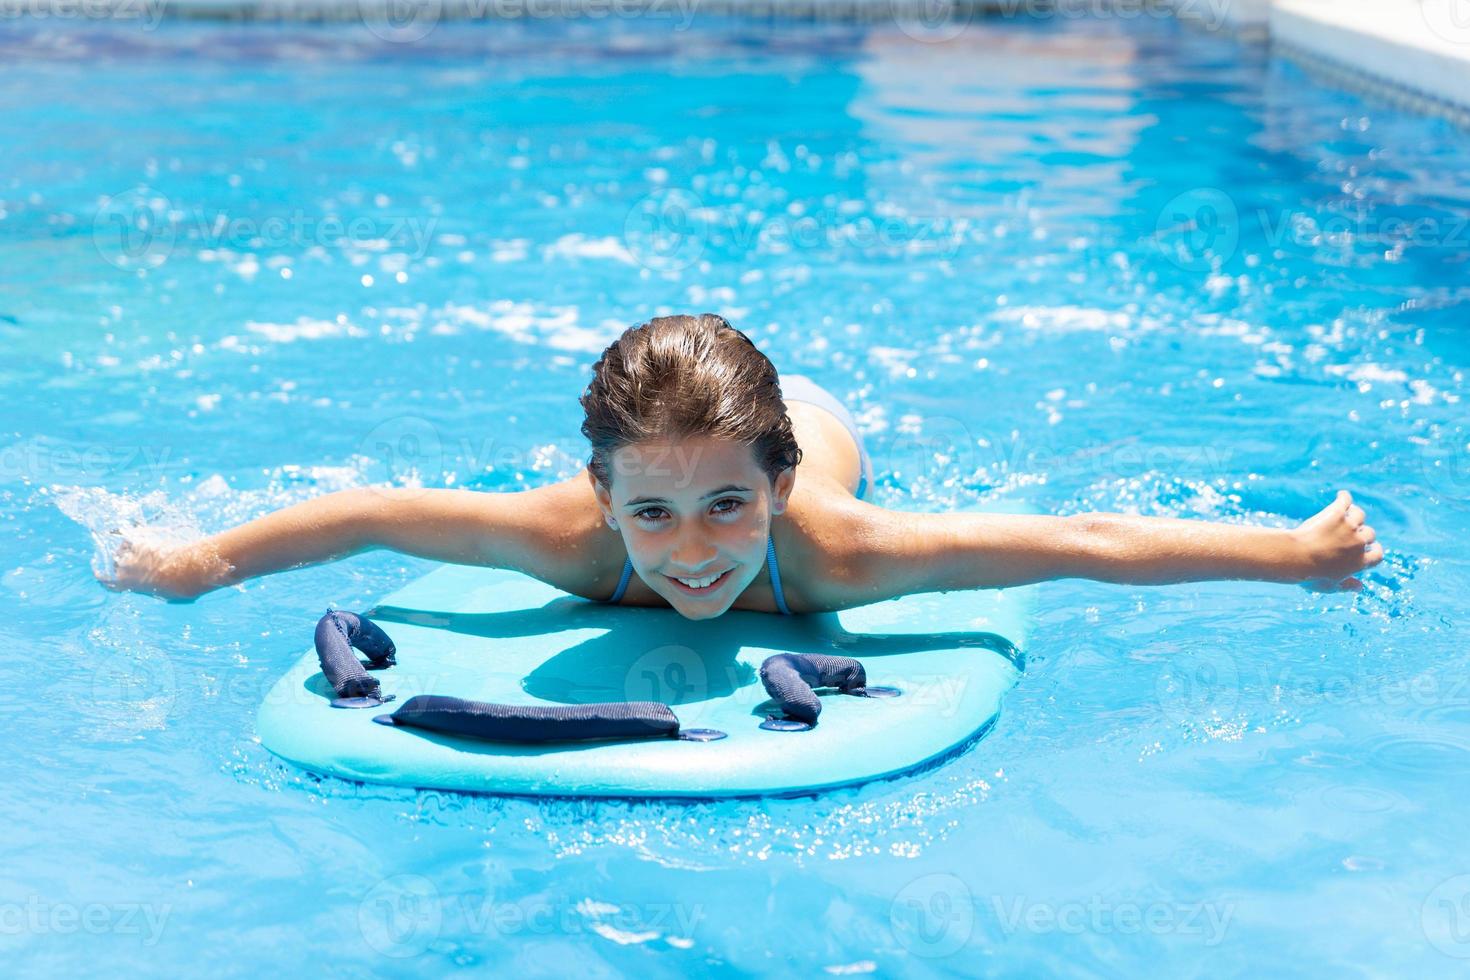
[1356,524,1376,544]
[1364,542,1385,566]
[1346,505,1365,526]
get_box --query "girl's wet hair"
[580,313,802,491]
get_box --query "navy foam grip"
[382,695,681,743]
[314,610,397,699]
[758,653,867,725]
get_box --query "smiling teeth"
[676,572,724,588]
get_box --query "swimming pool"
[4,9,1469,974]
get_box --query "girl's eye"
[634,499,744,523]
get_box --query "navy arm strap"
[375,695,681,742]
[314,610,398,703]
[758,653,868,725]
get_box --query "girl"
[101,314,1385,619]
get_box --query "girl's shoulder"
[502,475,626,601]
[764,479,885,613]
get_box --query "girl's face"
[591,435,795,620]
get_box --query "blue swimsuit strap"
[765,535,791,616]
[608,555,634,604]
[607,535,792,615]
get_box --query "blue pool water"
[4,11,1469,975]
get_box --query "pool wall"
[8,0,1470,122]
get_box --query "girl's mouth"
[665,568,733,596]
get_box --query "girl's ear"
[770,467,796,516]
[587,468,615,525]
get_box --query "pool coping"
[1271,1,1470,125]
[1174,0,1470,124]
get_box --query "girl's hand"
[97,535,226,602]
[1289,491,1385,592]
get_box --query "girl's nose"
[669,531,717,573]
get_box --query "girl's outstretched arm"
[98,483,587,602]
[837,490,1383,603]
